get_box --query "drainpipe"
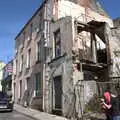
[43,64,45,111]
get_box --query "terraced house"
[12,0,120,118]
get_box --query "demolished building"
[12,0,120,119]
[43,0,115,118]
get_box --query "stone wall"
[110,20,120,78]
[44,16,73,113]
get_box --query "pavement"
[14,104,69,120]
[0,111,36,120]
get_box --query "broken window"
[96,35,107,64]
[54,29,61,58]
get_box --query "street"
[0,111,37,120]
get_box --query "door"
[20,80,22,99]
[54,76,62,109]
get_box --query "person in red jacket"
[102,91,120,120]
[101,92,112,120]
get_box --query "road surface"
[0,110,37,120]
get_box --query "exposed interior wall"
[73,21,111,82]
[68,0,108,16]
[58,0,113,27]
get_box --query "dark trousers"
[106,115,113,120]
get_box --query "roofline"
[15,0,48,40]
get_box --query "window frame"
[30,23,33,40]
[54,29,61,58]
[35,72,41,97]
[36,41,42,63]
[26,48,31,69]
[20,80,22,99]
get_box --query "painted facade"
[2,60,13,93]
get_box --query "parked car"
[0,91,14,112]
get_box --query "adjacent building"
[0,61,6,91]
[2,60,13,93]
[12,0,120,118]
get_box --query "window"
[30,23,33,39]
[20,80,22,99]
[27,77,30,89]
[13,83,16,100]
[23,31,26,41]
[39,12,44,31]
[19,55,23,72]
[14,59,17,75]
[35,73,41,96]
[36,41,42,62]
[54,29,61,57]
[26,49,31,68]
[25,77,30,90]
[16,38,20,50]
[44,47,50,61]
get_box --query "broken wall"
[110,20,120,78]
[44,17,74,114]
[58,0,113,27]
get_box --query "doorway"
[53,76,62,115]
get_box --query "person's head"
[110,89,118,97]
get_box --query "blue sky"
[0,0,42,63]
[99,0,120,18]
[0,0,120,63]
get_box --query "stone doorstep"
[14,104,69,120]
